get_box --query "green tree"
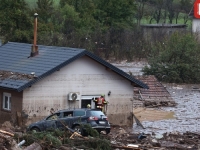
[135,0,147,26]
[0,0,32,43]
[93,0,136,29]
[152,0,164,23]
[180,0,193,24]
[36,0,54,23]
[142,32,200,83]
[59,0,97,31]
[59,4,81,35]
[166,0,175,23]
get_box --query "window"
[46,113,60,120]
[63,111,73,117]
[74,110,85,117]
[3,93,11,110]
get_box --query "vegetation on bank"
[142,32,200,83]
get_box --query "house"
[0,41,148,126]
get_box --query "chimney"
[31,13,38,57]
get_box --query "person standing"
[93,94,107,113]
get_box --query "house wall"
[192,19,200,41]
[192,19,200,33]
[0,89,23,124]
[23,56,134,126]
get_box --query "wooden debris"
[59,120,88,139]
[112,145,142,150]
[0,130,14,137]
[16,111,22,126]
[144,100,177,108]
[70,131,86,139]
[133,113,145,129]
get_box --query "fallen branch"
[0,130,14,136]
[112,145,142,150]
[70,132,85,139]
[59,120,88,139]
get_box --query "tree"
[180,0,193,24]
[0,0,32,43]
[93,0,136,29]
[135,0,147,26]
[166,0,175,23]
[150,0,164,23]
[36,0,54,23]
[142,32,200,83]
[174,3,181,24]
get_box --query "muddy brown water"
[133,107,175,122]
[112,61,200,135]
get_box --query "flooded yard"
[133,84,200,135]
[112,61,200,135]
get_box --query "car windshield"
[87,110,105,117]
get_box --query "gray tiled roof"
[0,42,148,91]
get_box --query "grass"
[138,13,192,29]
[135,2,192,29]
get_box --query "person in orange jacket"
[93,94,107,113]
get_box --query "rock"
[117,128,127,135]
[24,142,42,150]
[150,139,161,147]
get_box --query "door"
[44,113,60,130]
[56,111,74,129]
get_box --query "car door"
[43,113,61,130]
[56,111,74,129]
[72,110,87,125]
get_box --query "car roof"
[55,108,100,113]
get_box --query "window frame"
[3,92,11,111]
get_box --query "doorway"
[81,95,101,109]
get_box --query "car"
[27,108,110,135]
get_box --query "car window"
[74,110,85,116]
[87,110,105,117]
[46,113,60,120]
[63,111,73,117]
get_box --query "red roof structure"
[133,75,175,107]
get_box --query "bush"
[142,32,200,83]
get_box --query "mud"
[133,107,175,122]
[133,83,200,135]
[112,61,200,135]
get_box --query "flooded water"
[112,61,200,135]
[111,61,148,76]
[132,84,200,135]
